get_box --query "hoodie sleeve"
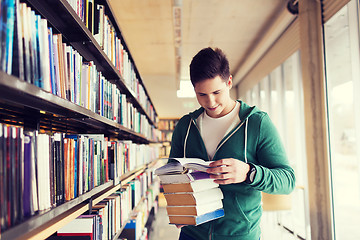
[249,113,296,194]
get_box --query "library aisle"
[148,194,180,240]
[148,207,180,240]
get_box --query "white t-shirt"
[197,101,240,160]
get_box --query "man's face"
[194,75,234,118]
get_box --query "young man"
[169,47,295,240]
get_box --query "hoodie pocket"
[214,192,251,237]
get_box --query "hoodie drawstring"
[244,118,248,163]
[183,120,192,157]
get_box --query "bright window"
[324,1,360,238]
[243,51,309,239]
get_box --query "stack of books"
[155,158,225,226]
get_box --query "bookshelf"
[0,71,151,143]
[0,0,161,239]
[23,0,157,125]
[158,118,179,157]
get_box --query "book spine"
[49,135,55,207]
[31,12,40,88]
[74,138,78,198]
[5,0,15,74]
[0,124,5,231]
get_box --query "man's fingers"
[209,158,234,167]
[214,178,235,185]
[210,173,231,180]
[207,166,230,174]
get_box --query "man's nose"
[207,94,215,105]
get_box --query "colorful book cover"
[4,0,15,74]
[78,135,84,196]
[69,138,74,200]
[74,138,78,198]
[168,208,225,226]
[48,27,56,95]
[63,138,69,201]
[158,171,212,185]
[32,12,40,88]
[12,0,24,80]
[56,34,65,98]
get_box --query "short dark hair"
[189,47,230,86]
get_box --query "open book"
[154,158,211,175]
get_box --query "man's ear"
[227,75,233,88]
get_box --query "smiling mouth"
[208,106,218,111]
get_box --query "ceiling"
[108,0,291,119]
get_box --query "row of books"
[0,122,160,233]
[159,143,171,159]
[65,0,157,123]
[108,140,159,186]
[49,168,160,240]
[155,158,225,226]
[160,131,173,142]
[0,124,110,232]
[120,172,161,240]
[0,0,157,133]
[50,189,126,240]
[158,119,179,131]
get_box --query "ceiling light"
[177,80,195,98]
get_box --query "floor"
[148,193,180,240]
[148,206,180,240]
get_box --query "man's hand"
[207,158,250,184]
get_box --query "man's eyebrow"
[196,88,223,95]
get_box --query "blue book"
[48,27,56,94]
[34,14,42,88]
[168,208,225,226]
[4,0,15,74]
[0,1,6,72]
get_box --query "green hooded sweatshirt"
[169,100,295,240]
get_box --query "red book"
[63,139,69,201]
[57,215,95,240]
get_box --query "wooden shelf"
[24,0,157,125]
[1,181,114,240]
[0,71,151,143]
